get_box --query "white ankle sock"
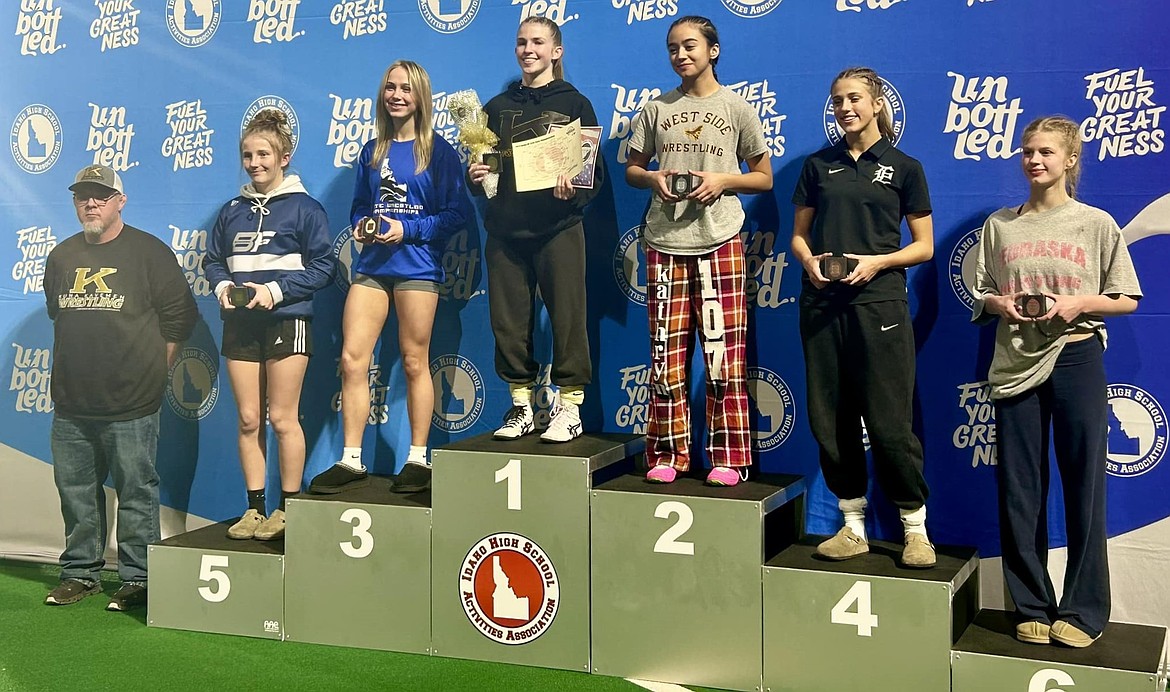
[338,447,364,472]
[839,497,868,542]
[407,445,428,466]
[900,505,929,539]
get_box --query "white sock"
[407,445,429,467]
[839,497,868,542]
[509,383,534,408]
[900,505,929,540]
[338,447,364,472]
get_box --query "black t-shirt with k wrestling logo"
[792,138,931,304]
[44,225,197,420]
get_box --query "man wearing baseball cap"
[43,164,197,612]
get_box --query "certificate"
[512,119,583,192]
[551,124,602,189]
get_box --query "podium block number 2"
[339,508,374,559]
[198,554,230,603]
[495,458,522,511]
[830,580,878,637]
[653,501,695,556]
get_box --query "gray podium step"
[430,432,643,672]
[284,476,432,653]
[590,473,805,691]
[148,521,285,639]
[763,539,979,692]
[952,609,1167,691]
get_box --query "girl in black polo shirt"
[790,67,935,568]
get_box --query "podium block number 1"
[653,501,695,556]
[495,458,522,511]
[831,580,878,637]
[1029,669,1075,692]
[339,508,374,559]
[198,554,231,603]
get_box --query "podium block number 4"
[653,501,695,556]
[1029,669,1074,692]
[495,458,522,511]
[339,508,374,559]
[198,554,231,603]
[831,580,878,637]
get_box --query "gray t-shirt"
[629,87,768,255]
[971,200,1143,399]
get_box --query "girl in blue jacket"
[204,109,334,541]
[309,60,470,495]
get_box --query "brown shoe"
[1015,621,1051,645]
[227,509,264,540]
[816,527,869,560]
[1051,620,1099,648]
[901,533,937,568]
[253,509,286,541]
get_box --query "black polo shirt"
[792,138,931,304]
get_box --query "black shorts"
[222,317,312,362]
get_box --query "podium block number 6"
[1028,669,1075,692]
[495,458,522,511]
[198,554,230,603]
[340,508,374,559]
[653,501,695,556]
[831,580,878,637]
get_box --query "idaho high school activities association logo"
[721,0,784,19]
[241,96,300,154]
[10,105,63,174]
[331,225,360,292]
[824,78,906,146]
[166,346,219,420]
[948,227,982,309]
[419,0,481,33]
[430,354,485,433]
[166,0,221,47]
[613,225,647,306]
[1106,383,1167,478]
[459,532,560,645]
[747,366,796,452]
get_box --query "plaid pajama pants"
[645,235,750,470]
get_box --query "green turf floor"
[0,559,646,692]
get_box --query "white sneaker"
[541,396,582,443]
[494,404,535,440]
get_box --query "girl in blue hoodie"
[308,60,470,496]
[204,109,334,541]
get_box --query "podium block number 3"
[198,554,230,603]
[340,508,374,559]
[495,458,522,511]
[831,580,878,637]
[653,501,695,556]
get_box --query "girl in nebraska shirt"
[972,115,1141,648]
[626,15,772,487]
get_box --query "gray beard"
[82,221,104,242]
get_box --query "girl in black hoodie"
[469,16,602,443]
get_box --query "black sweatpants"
[485,223,591,388]
[995,336,1110,638]
[799,296,928,509]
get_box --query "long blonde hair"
[1022,115,1083,199]
[832,67,896,141]
[371,60,434,175]
[520,17,564,81]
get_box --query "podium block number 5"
[831,580,878,637]
[198,554,230,603]
[340,508,374,559]
[1028,669,1075,692]
[495,458,522,511]
[653,501,695,556]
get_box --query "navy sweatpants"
[994,336,1110,638]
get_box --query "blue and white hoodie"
[350,135,471,282]
[204,174,334,321]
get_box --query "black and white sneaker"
[308,463,370,494]
[107,581,147,612]
[494,404,534,440]
[390,462,432,493]
[45,578,101,606]
[541,397,582,443]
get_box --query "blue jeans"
[51,412,160,583]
